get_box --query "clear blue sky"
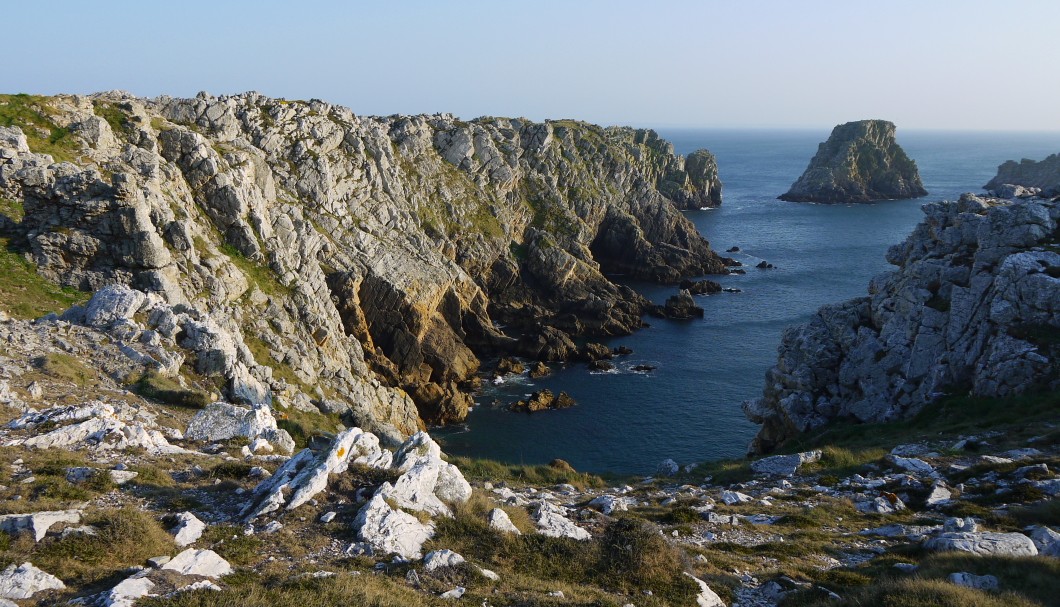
[6,0,1059,131]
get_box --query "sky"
[5,0,1060,131]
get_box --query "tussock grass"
[0,508,176,587]
[34,352,96,387]
[140,571,434,607]
[131,370,212,409]
[449,456,606,489]
[0,94,79,162]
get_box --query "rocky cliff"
[745,193,1060,453]
[985,152,1060,198]
[0,91,726,432]
[779,120,927,203]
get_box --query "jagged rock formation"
[0,91,727,430]
[745,194,1060,453]
[985,152,1060,198]
[779,120,927,203]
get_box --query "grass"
[449,456,607,490]
[0,507,175,587]
[274,407,344,450]
[130,370,213,409]
[139,571,437,607]
[219,243,290,297]
[0,93,79,162]
[35,351,96,386]
[242,331,314,395]
[92,101,133,139]
[0,236,88,318]
[0,197,24,223]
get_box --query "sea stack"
[779,120,927,203]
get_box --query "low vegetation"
[0,237,88,318]
[0,93,80,163]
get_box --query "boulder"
[82,284,147,329]
[185,402,294,454]
[487,508,521,535]
[924,481,952,507]
[751,450,822,477]
[532,501,590,541]
[0,509,81,542]
[0,562,65,599]
[162,549,233,578]
[948,572,999,591]
[103,572,155,607]
[423,549,465,572]
[1028,526,1060,557]
[683,572,726,607]
[925,532,1038,557]
[171,512,206,547]
[354,494,435,559]
[587,495,631,515]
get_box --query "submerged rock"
[779,119,927,203]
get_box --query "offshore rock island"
[0,91,728,432]
[779,120,928,203]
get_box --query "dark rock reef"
[745,193,1060,453]
[779,120,927,203]
[985,152,1060,198]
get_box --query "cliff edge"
[779,120,927,203]
[0,91,726,432]
[745,193,1060,453]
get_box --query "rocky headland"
[779,120,927,203]
[985,152,1060,198]
[0,91,729,432]
[745,193,1060,454]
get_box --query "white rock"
[720,490,753,505]
[263,521,283,533]
[185,403,293,454]
[82,284,147,329]
[587,495,630,515]
[249,437,273,453]
[751,450,822,477]
[925,481,952,506]
[487,508,521,535]
[380,432,470,516]
[1028,526,1060,557]
[478,567,500,581]
[320,511,337,523]
[103,572,155,607]
[657,458,679,476]
[423,549,465,571]
[162,549,233,578]
[109,470,139,485]
[948,572,999,590]
[944,517,978,533]
[888,455,936,476]
[171,512,206,547]
[533,501,590,541]
[178,580,222,592]
[684,573,726,607]
[354,494,435,559]
[440,587,465,599]
[925,532,1038,556]
[0,509,81,542]
[0,562,65,599]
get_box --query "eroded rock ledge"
[746,194,1060,453]
[779,119,927,203]
[0,91,727,429]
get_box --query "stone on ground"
[0,562,65,599]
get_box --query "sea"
[435,129,1060,474]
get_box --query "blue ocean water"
[436,129,1060,474]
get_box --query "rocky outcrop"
[779,120,927,203]
[745,194,1060,453]
[985,152,1060,198]
[0,92,727,430]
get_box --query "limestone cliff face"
[0,91,725,430]
[779,120,927,203]
[985,153,1060,198]
[745,194,1060,453]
